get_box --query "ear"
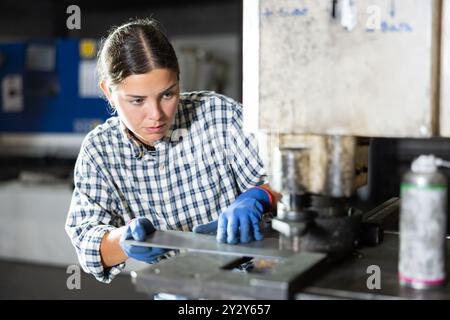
[99,81,113,104]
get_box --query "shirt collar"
[119,121,149,159]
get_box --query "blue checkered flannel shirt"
[65,91,268,283]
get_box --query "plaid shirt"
[65,91,268,283]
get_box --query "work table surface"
[299,232,450,300]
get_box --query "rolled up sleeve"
[65,144,125,283]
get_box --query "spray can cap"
[411,155,438,173]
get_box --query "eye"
[162,91,174,99]
[129,98,144,106]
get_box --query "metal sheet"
[123,230,294,259]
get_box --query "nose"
[145,101,163,121]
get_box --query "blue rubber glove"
[120,217,167,263]
[193,187,272,244]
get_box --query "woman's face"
[102,68,180,145]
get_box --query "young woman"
[65,18,280,283]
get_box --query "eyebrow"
[124,83,178,98]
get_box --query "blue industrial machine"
[0,38,110,157]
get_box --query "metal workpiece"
[133,251,328,300]
[123,229,293,259]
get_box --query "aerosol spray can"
[399,155,448,289]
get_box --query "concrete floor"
[0,259,148,299]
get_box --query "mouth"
[143,124,165,134]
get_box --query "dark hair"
[98,18,179,87]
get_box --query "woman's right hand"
[119,217,167,263]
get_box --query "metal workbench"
[131,232,450,300]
